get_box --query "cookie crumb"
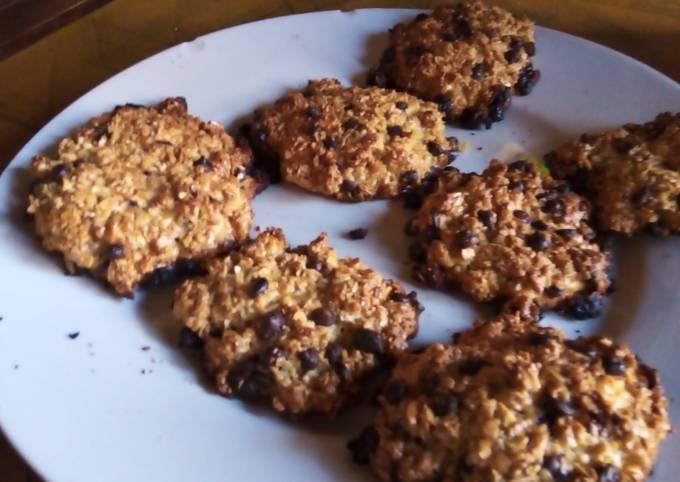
[68,332,80,340]
[346,228,369,240]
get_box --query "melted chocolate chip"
[248,277,269,298]
[395,101,408,110]
[347,426,379,465]
[458,357,486,375]
[539,395,577,427]
[343,118,361,130]
[427,140,443,156]
[597,465,621,482]
[603,353,627,376]
[542,199,565,216]
[325,342,343,366]
[309,308,336,326]
[194,156,212,170]
[477,210,497,229]
[531,220,548,231]
[108,244,125,260]
[298,348,320,372]
[384,379,407,404]
[340,179,359,194]
[259,310,286,340]
[471,62,487,80]
[513,209,530,221]
[430,392,459,416]
[179,327,204,349]
[544,285,563,298]
[455,229,475,248]
[612,137,634,153]
[525,232,551,251]
[323,137,339,149]
[568,293,605,320]
[387,125,405,137]
[543,455,570,481]
[556,228,577,239]
[354,328,385,355]
[347,228,368,240]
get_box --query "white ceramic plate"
[1,9,679,482]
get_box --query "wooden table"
[1,1,678,479]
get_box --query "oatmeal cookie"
[349,317,670,482]
[545,112,680,235]
[26,98,257,296]
[173,229,421,416]
[406,160,611,320]
[370,1,540,129]
[249,78,457,201]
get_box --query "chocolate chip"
[347,426,379,465]
[504,40,522,63]
[544,285,563,298]
[306,257,324,272]
[395,101,408,110]
[390,291,409,302]
[645,221,666,236]
[387,125,405,137]
[261,346,286,365]
[407,43,428,56]
[597,465,621,482]
[259,310,286,340]
[415,12,428,22]
[447,149,457,164]
[325,342,343,366]
[471,62,487,80]
[516,64,541,95]
[455,229,475,248]
[539,395,577,426]
[509,160,529,172]
[630,186,653,204]
[323,137,339,149]
[568,293,604,320]
[542,199,565,216]
[354,328,384,355]
[524,42,536,56]
[612,137,634,153]
[430,392,459,416]
[51,164,71,181]
[309,308,336,326]
[543,455,570,481]
[529,331,556,345]
[248,277,268,298]
[253,127,268,143]
[556,228,577,239]
[513,209,530,221]
[488,88,511,122]
[427,141,443,156]
[639,363,659,390]
[341,179,359,194]
[381,47,396,63]
[408,243,427,262]
[526,232,551,251]
[346,228,368,240]
[179,327,203,349]
[566,339,599,358]
[298,348,320,373]
[384,379,407,404]
[603,353,627,376]
[435,95,453,113]
[368,69,387,87]
[477,210,496,229]
[343,118,361,130]
[400,170,418,186]
[193,156,212,170]
[458,357,486,375]
[453,18,472,37]
[143,265,175,287]
[507,180,525,192]
[227,361,273,400]
[108,244,125,260]
[307,106,322,119]
[531,220,548,231]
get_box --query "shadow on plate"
[350,30,388,87]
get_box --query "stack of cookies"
[24,1,676,481]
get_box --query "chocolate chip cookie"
[349,317,670,482]
[406,160,611,320]
[369,1,540,129]
[249,78,457,201]
[27,98,257,296]
[173,228,421,416]
[545,112,680,235]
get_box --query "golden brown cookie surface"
[545,112,680,235]
[406,160,611,320]
[349,318,670,482]
[249,78,457,201]
[26,98,256,296]
[370,1,540,129]
[173,229,421,416]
